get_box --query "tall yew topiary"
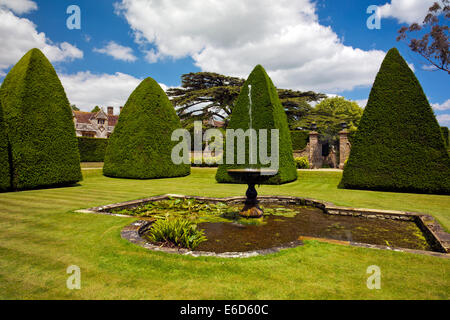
[103,77,190,179]
[215,65,297,184]
[0,103,10,191]
[0,48,82,191]
[340,48,450,194]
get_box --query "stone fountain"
[227,168,277,217]
[215,64,298,217]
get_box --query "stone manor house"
[73,107,224,139]
[73,107,122,139]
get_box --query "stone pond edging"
[76,194,450,258]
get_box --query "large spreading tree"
[294,97,363,144]
[103,77,190,179]
[167,72,325,129]
[340,48,450,194]
[0,48,82,191]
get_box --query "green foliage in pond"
[0,48,81,191]
[340,48,450,194]
[145,218,207,250]
[103,77,190,179]
[112,198,236,219]
[111,198,298,224]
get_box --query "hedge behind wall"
[290,131,309,150]
[78,137,108,162]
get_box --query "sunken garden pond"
[80,194,447,257]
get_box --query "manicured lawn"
[0,168,448,299]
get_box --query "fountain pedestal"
[227,169,277,218]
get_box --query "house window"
[98,119,105,125]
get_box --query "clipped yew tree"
[0,48,82,190]
[0,104,10,192]
[340,48,450,194]
[216,65,297,184]
[103,77,190,179]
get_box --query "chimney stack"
[107,106,114,115]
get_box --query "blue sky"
[0,0,448,125]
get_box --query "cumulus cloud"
[436,114,450,126]
[93,41,137,62]
[0,0,37,14]
[115,0,386,93]
[432,99,450,111]
[379,0,436,24]
[60,72,142,112]
[354,99,368,108]
[0,7,83,73]
[59,71,170,112]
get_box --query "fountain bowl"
[227,168,278,218]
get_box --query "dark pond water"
[195,205,432,253]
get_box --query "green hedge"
[0,48,82,191]
[290,130,309,150]
[216,65,297,184]
[0,103,10,191]
[78,137,108,162]
[441,127,449,148]
[340,48,450,194]
[191,156,221,167]
[103,77,190,179]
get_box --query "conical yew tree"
[0,48,82,191]
[340,48,450,194]
[215,65,297,184]
[0,104,10,191]
[103,77,190,179]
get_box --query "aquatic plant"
[145,218,207,250]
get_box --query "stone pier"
[339,129,351,169]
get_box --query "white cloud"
[115,0,386,93]
[144,49,160,63]
[0,0,37,14]
[422,64,438,71]
[432,99,450,111]
[60,72,142,111]
[0,8,83,73]
[354,99,368,108]
[93,41,137,62]
[436,114,450,126]
[59,71,170,112]
[379,0,436,24]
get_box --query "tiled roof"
[73,111,92,124]
[73,111,119,126]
